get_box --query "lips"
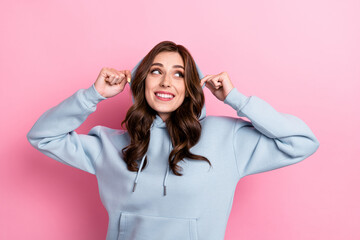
[154,91,175,101]
[154,91,175,97]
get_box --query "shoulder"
[202,115,253,134]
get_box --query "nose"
[160,74,171,87]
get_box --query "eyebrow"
[151,63,184,70]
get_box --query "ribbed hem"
[223,87,250,112]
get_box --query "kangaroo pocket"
[118,212,199,240]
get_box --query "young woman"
[27,40,319,240]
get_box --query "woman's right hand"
[94,67,131,98]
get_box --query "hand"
[200,72,234,101]
[94,67,131,98]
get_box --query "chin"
[154,107,175,115]
[146,95,184,115]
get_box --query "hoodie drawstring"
[163,139,172,196]
[132,124,173,196]
[132,153,146,193]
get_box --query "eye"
[175,71,184,78]
[150,68,184,78]
[151,68,161,75]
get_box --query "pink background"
[1,0,359,239]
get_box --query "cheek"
[144,79,153,101]
[176,81,186,96]
[145,77,154,91]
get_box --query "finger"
[103,69,112,83]
[207,77,218,89]
[115,73,125,85]
[200,75,212,86]
[108,69,117,84]
[113,76,119,85]
[211,76,223,89]
[204,79,216,94]
[124,70,131,83]
[200,75,209,86]
[119,76,127,90]
[119,70,131,83]
[111,72,121,85]
[108,74,116,85]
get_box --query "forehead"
[153,51,184,67]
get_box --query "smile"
[155,92,175,101]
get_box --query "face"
[145,51,186,121]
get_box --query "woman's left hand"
[200,72,234,101]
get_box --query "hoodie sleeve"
[26,83,108,175]
[223,87,320,179]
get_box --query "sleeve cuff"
[80,83,107,109]
[223,87,250,112]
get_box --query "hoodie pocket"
[118,212,198,240]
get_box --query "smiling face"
[145,51,186,122]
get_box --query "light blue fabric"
[27,58,319,240]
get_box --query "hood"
[128,56,207,196]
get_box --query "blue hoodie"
[27,57,320,240]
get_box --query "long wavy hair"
[120,40,211,176]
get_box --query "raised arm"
[26,67,131,174]
[26,84,108,174]
[223,87,320,179]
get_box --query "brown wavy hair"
[120,40,212,176]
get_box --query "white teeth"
[155,93,174,99]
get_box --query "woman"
[27,40,319,240]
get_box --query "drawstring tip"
[163,186,167,196]
[132,182,137,192]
